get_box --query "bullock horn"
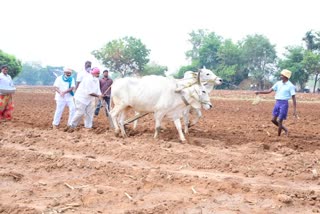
[197,70,201,85]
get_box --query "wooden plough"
[122,112,149,126]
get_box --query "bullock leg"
[110,104,126,136]
[183,107,190,135]
[173,119,186,142]
[118,108,129,138]
[154,113,165,139]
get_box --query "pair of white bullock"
[110,68,222,142]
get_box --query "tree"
[0,49,22,78]
[198,32,223,69]
[278,46,308,90]
[303,30,320,51]
[302,51,320,92]
[216,39,247,86]
[14,62,64,85]
[302,30,320,92]
[241,34,277,89]
[185,29,223,70]
[14,62,40,85]
[174,64,199,79]
[185,29,209,65]
[141,62,167,76]
[92,36,150,77]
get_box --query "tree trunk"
[259,80,265,90]
[313,73,319,93]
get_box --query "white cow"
[175,68,222,92]
[110,74,212,141]
[176,68,222,134]
[131,68,222,130]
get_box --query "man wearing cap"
[0,65,15,121]
[94,69,113,116]
[52,68,76,128]
[255,69,297,136]
[70,67,102,129]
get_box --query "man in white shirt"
[52,68,76,128]
[75,61,91,90]
[70,67,102,129]
[0,65,15,121]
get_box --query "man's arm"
[62,86,74,95]
[75,82,80,91]
[54,86,60,93]
[255,88,273,95]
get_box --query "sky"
[1,0,320,73]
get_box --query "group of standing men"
[52,61,113,129]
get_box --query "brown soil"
[1,87,320,214]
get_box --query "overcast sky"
[1,0,319,73]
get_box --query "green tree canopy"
[303,30,320,51]
[185,29,223,70]
[198,32,223,69]
[302,30,320,92]
[185,29,209,65]
[278,46,308,90]
[175,64,199,79]
[92,36,150,77]
[302,50,320,92]
[141,62,167,76]
[241,34,277,89]
[216,39,246,85]
[0,49,22,78]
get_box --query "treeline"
[13,63,67,85]
[1,29,320,91]
[91,29,320,92]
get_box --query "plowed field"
[1,87,320,214]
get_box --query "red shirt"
[100,77,113,97]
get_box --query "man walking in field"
[52,68,76,128]
[255,69,297,136]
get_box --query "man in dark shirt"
[94,69,113,116]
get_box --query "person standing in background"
[95,69,113,116]
[0,65,15,121]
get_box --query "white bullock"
[132,68,222,130]
[176,68,222,134]
[175,68,222,92]
[110,74,212,141]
